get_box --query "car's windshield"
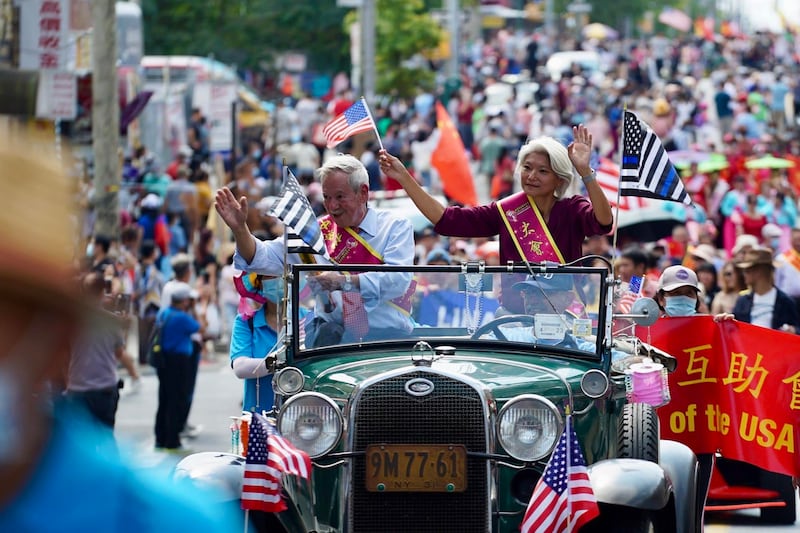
[286,264,610,358]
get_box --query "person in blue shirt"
[154,283,204,451]
[229,274,282,414]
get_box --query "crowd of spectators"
[75,25,800,387]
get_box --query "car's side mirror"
[614,297,660,326]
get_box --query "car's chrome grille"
[350,371,489,532]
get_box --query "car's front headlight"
[497,395,562,462]
[277,392,342,458]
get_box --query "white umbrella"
[658,7,692,33]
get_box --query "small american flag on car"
[618,275,643,314]
[241,413,311,512]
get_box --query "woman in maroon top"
[378,124,613,265]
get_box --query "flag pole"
[279,160,289,345]
[565,414,572,531]
[610,102,627,268]
[360,96,384,151]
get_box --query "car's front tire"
[618,403,660,463]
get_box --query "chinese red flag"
[431,101,478,207]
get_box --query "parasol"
[675,153,729,174]
[668,150,710,166]
[658,7,692,32]
[582,23,619,40]
[744,154,795,170]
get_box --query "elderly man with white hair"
[215,154,416,347]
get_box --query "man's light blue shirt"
[234,207,415,333]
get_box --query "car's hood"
[295,350,596,400]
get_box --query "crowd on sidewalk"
[67,25,800,457]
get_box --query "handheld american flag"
[621,110,691,206]
[270,167,329,260]
[322,98,377,149]
[241,413,312,512]
[520,415,599,533]
[617,274,644,315]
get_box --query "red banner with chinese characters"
[639,316,800,477]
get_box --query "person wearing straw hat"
[0,130,239,532]
[215,154,416,347]
[717,246,800,333]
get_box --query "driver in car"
[479,274,595,351]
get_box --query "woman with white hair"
[379,124,613,266]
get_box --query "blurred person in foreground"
[0,129,239,531]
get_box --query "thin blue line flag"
[621,110,691,205]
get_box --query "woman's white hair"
[516,137,575,198]
[317,154,369,191]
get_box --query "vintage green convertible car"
[175,260,702,532]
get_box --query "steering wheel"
[471,314,534,340]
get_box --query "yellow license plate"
[365,444,467,493]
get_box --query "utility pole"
[446,0,459,81]
[361,0,376,105]
[91,0,120,239]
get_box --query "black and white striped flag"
[620,110,691,205]
[270,167,329,259]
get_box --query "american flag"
[322,98,376,149]
[241,413,312,512]
[621,110,691,206]
[270,167,330,260]
[617,274,644,314]
[520,416,599,533]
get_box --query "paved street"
[115,348,242,473]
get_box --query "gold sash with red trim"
[496,192,565,263]
[782,249,800,273]
[320,215,416,314]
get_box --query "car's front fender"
[173,452,317,533]
[659,440,701,533]
[587,458,671,511]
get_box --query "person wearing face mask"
[654,264,714,522]
[229,273,283,414]
[654,265,708,317]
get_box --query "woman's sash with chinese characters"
[496,192,565,263]
[320,216,415,314]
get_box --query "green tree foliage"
[141,0,350,73]
[346,0,443,98]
